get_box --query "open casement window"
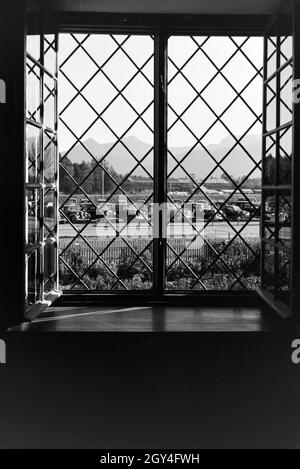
[25,0,61,319]
[259,0,296,318]
[22,1,300,321]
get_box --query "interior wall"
[0,0,26,328]
[46,0,283,15]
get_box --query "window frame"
[21,10,299,315]
[257,5,296,318]
[25,0,61,319]
[54,14,267,305]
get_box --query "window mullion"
[261,34,268,290]
[39,10,45,302]
[274,32,281,301]
[154,31,167,296]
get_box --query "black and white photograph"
[0,0,300,452]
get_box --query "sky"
[58,33,264,152]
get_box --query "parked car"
[221,205,244,221]
[61,204,87,223]
[44,201,54,219]
[69,197,78,205]
[59,211,66,224]
[233,201,261,218]
[204,207,222,222]
[267,209,291,226]
[96,202,114,219]
[264,212,272,222]
[80,202,98,220]
[80,198,89,204]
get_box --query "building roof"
[204,177,231,186]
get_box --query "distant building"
[123,177,153,193]
[168,177,195,192]
[123,176,196,193]
[202,176,232,191]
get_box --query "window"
[166,35,263,291]
[22,4,298,319]
[25,0,59,310]
[58,33,154,291]
[57,31,264,293]
[261,15,293,312]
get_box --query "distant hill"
[61,134,262,179]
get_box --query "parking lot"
[59,219,261,240]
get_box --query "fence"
[59,235,260,265]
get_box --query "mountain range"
[61,134,262,180]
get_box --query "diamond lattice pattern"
[59,34,154,291]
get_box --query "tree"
[221,172,236,185]
[59,154,76,194]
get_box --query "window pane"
[280,36,293,66]
[277,248,291,307]
[44,34,56,75]
[278,190,291,247]
[266,77,277,132]
[26,124,41,183]
[58,33,154,291]
[267,37,277,77]
[44,242,57,293]
[166,35,262,291]
[26,188,40,246]
[264,135,276,186]
[26,249,41,305]
[44,131,56,184]
[263,190,276,242]
[26,59,41,122]
[44,190,56,237]
[27,34,40,62]
[279,126,292,185]
[262,242,275,294]
[44,75,56,130]
[280,63,293,126]
[26,0,41,62]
